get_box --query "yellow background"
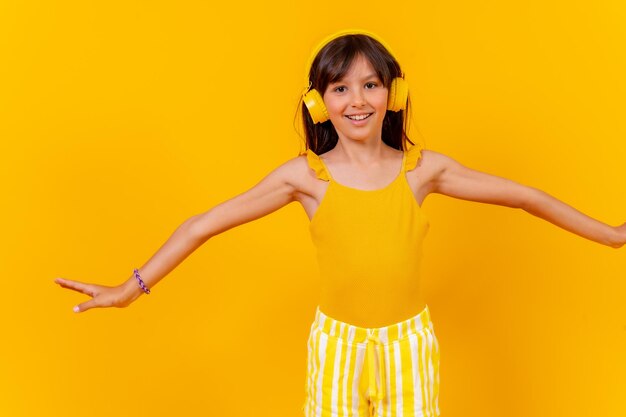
[1,0,625,416]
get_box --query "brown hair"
[294,34,415,155]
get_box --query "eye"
[333,86,346,93]
[365,82,378,89]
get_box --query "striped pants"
[302,304,440,417]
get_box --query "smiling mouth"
[345,113,373,121]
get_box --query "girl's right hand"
[54,277,134,313]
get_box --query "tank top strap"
[404,143,424,172]
[300,149,332,181]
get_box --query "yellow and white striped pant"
[303,304,440,417]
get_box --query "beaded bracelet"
[133,268,151,294]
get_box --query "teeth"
[346,113,371,120]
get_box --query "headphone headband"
[303,29,399,92]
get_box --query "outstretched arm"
[55,156,302,312]
[427,150,625,248]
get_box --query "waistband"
[311,304,434,345]
[311,304,434,405]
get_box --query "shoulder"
[418,148,462,171]
[264,151,320,191]
[297,149,331,181]
[405,146,442,171]
[417,149,475,189]
[271,152,311,178]
[406,147,465,185]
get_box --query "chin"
[340,133,375,142]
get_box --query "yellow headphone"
[302,29,409,124]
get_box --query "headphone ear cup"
[303,88,329,124]
[387,77,409,112]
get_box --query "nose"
[351,89,366,107]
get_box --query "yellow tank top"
[302,145,430,328]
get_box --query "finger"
[54,278,96,297]
[74,298,100,313]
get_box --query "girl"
[54,29,626,417]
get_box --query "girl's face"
[322,54,388,144]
